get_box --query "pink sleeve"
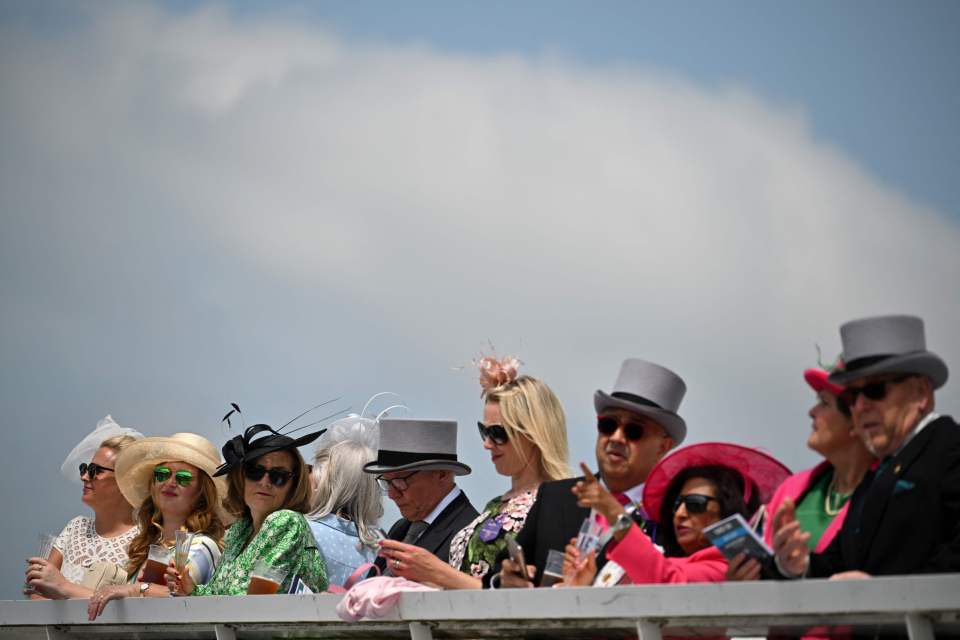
[606,524,728,584]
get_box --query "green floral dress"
[447,488,538,580]
[193,509,327,595]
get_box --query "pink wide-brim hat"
[643,441,791,524]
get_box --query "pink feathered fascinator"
[476,354,522,394]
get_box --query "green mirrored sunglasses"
[153,466,194,487]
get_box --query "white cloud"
[2,2,959,595]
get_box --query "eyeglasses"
[243,462,296,487]
[840,375,911,406]
[375,470,420,493]
[673,494,719,514]
[153,466,194,487]
[477,422,509,446]
[597,415,649,441]
[79,462,114,479]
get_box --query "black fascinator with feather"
[214,399,347,477]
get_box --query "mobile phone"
[504,535,531,582]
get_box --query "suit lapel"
[417,493,467,555]
[853,420,937,566]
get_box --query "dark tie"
[402,520,428,545]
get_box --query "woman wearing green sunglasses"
[87,433,227,619]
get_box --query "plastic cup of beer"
[247,560,286,595]
[141,544,171,585]
[540,549,565,587]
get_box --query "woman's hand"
[561,537,597,587]
[24,557,70,599]
[165,559,195,596]
[725,552,762,581]
[378,540,451,586]
[499,558,535,588]
[571,463,624,525]
[771,499,811,578]
[87,584,135,620]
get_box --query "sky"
[1,1,959,600]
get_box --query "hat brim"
[362,459,472,476]
[115,436,229,523]
[642,442,792,524]
[827,352,948,389]
[594,390,687,445]
[804,369,845,396]
[214,429,326,477]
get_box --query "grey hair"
[308,439,384,548]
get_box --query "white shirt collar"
[896,411,940,455]
[423,486,461,525]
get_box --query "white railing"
[2,574,959,639]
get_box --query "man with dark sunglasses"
[773,315,960,579]
[493,358,686,588]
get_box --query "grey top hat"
[594,358,687,444]
[362,418,472,476]
[828,314,948,388]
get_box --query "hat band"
[840,354,898,373]
[610,392,663,410]
[375,449,459,467]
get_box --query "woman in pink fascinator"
[376,354,571,588]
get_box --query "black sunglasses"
[243,462,296,487]
[477,422,509,446]
[79,462,114,479]
[673,493,719,514]
[596,416,647,441]
[840,375,911,406]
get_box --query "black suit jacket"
[376,490,478,572]
[487,475,652,586]
[810,415,960,577]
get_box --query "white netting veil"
[60,415,145,483]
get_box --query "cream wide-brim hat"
[115,432,229,522]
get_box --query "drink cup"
[141,544,171,585]
[25,533,58,594]
[174,530,195,573]
[540,549,565,587]
[37,533,57,560]
[247,559,286,595]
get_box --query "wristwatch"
[611,512,633,537]
[138,582,150,597]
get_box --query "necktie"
[402,520,428,545]
[612,492,631,506]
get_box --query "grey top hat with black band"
[362,418,472,476]
[594,358,687,444]
[827,314,949,388]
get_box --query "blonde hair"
[484,375,571,481]
[99,435,138,454]
[309,440,383,548]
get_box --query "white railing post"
[905,613,934,640]
[214,623,237,640]
[636,620,663,640]
[409,621,434,640]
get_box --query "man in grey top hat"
[773,314,960,578]
[363,418,478,575]
[494,358,686,587]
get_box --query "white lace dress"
[54,516,138,583]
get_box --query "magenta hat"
[642,442,791,524]
[804,368,845,396]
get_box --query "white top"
[424,487,462,525]
[54,516,139,583]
